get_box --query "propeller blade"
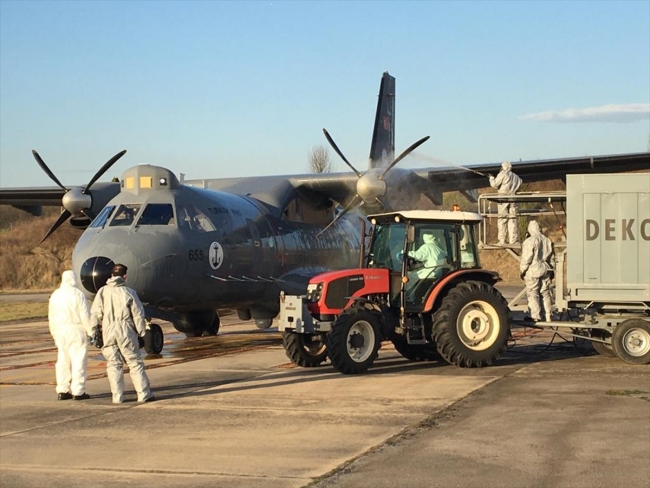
[322,129,362,178]
[316,195,362,237]
[34,209,71,248]
[379,136,430,180]
[85,149,127,191]
[32,150,67,191]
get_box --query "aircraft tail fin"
[368,71,395,170]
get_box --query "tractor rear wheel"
[327,310,381,374]
[432,280,510,368]
[282,331,328,367]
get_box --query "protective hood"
[501,161,512,171]
[61,270,77,288]
[106,276,126,287]
[527,220,541,236]
[422,233,436,245]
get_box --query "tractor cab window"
[367,222,406,272]
[177,204,216,233]
[109,204,142,227]
[89,205,116,228]
[137,203,175,226]
[459,224,479,268]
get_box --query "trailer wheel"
[590,330,615,358]
[327,310,381,374]
[282,331,328,367]
[612,319,650,365]
[432,280,510,368]
[391,337,440,362]
[144,323,164,355]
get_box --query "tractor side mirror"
[406,224,416,244]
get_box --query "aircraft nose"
[80,256,114,293]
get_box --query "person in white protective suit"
[405,232,448,280]
[489,161,523,245]
[91,264,155,404]
[48,270,94,400]
[519,220,555,322]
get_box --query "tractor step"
[406,338,428,345]
[406,324,426,344]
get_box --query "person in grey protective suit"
[48,270,94,400]
[519,220,555,322]
[91,264,155,404]
[489,161,523,245]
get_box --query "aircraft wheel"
[255,318,273,330]
[590,329,616,357]
[282,331,328,367]
[327,310,381,374]
[144,323,164,354]
[432,280,510,368]
[204,314,221,336]
[612,319,650,365]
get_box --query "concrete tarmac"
[1,316,649,487]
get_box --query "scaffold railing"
[477,191,567,250]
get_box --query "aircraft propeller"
[33,149,127,247]
[318,129,430,236]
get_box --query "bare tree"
[308,145,332,173]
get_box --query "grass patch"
[606,389,648,397]
[0,302,48,322]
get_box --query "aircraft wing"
[185,172,359,215]
[0,187,66,207]
[417,151,650,193]
[3,152,648,218]
[189,151,649,214]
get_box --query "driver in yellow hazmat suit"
[48,270,94,400]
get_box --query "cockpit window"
[137,204,175,226]
[177,204,216,233]
[109,204,142,227]
[89,205,116,228]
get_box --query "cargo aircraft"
[2,72,649,353]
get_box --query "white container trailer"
[549,173,650,364]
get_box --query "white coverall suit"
[48,270,93,396]
[489,161,523,245]
[91,276,153,403]
[407,233,448,280]
[520,220,555,322]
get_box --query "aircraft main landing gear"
[144,322,164,354]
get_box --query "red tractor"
[278,210,511,374]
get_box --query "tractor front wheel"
[327,310,381,374]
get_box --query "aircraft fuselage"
[72,164,362,334]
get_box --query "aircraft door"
[247,217,282,278]
[246,219,265,277]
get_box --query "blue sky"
[1,0,648,187]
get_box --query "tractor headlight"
[306,282,324,302]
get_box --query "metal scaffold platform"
[477,191,567,308]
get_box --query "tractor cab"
[366,210,482,310]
